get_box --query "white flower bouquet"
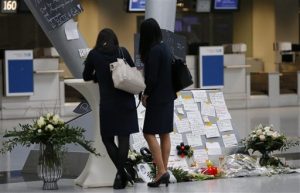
[0,113,99,156]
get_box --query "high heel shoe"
[123,168,134,185]
[147,172,170,187]
[113,172,126,189]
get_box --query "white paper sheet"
[186,111,202,119]
[170,133,183,155]
[205,142,222,155]
[183,103,199,112]
[202,116,210,123]
[217,119,233,132]
[222,134,238,147]
[191,90,208,103]
[175,118,191,133]
[209,92,226,107]
[215,106,231,120]
[65,22,79,40]
[186,133,203,147]
[204,124,220,138]
[193,149,209,163]
[132,132,144,144]
[174,95,183,106]
[201,102,216,117]
[138,119,144,131]
[132,141,148,152]
[189,119,205,135]
[168,156,189,169]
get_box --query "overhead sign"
[1,0,18,13]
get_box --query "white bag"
[110,58,145,94]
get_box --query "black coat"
[143,42,177,104]
[83,47,139,137]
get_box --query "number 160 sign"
[1,0,18,13]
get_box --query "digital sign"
[128,0,145,12]
[213,0,239,10]
[1,0,18,13]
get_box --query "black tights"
[102,135,130,175]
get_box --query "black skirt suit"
[83,47,139,137]
[143,42,177,134]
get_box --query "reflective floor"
[0,106,300,192]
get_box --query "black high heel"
[147,172,170,187]
[113,172,126,189]
[123,168,134,185]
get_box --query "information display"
[31,0,83,30]
[5,50,34,96]
[199,46,224,89]
[1,0,17,13]
[213,0,239,10]
[128,0,146,12]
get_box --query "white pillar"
[145,0,177,32]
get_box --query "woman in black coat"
[139,18,176,187]
[82,28,139,189]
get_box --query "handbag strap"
[119,47,125,60]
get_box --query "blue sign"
[214,0,239,10]
[128,0,145,12]
[202,56,224,87]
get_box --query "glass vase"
[259,151,270,166]
[37,143,63,190]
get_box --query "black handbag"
[172,58,193,92]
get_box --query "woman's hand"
[142,95,149,107]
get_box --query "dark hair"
[139,18,162,63]
[95,28,119,53]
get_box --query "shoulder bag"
[172,57,193,92]
[110,48,146,94]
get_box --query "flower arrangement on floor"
[176,142,194,158]
[0,113,99,190]
[242,124,300,166]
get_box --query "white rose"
[259,135,266,141]
[46,113,54,120]
[256,129,263,135]
[38,129,42,133]
[272,132,280,139]
[264,126,271,132]
[266,131,273,136]
[129,154,136,161]
[46,124,54,131]
[52,115,60,125]
[37,117,45,128]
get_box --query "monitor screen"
[213,0,239,10]
[128,0,146,12]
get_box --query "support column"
[24,0,88,78]
[145,0,177,32]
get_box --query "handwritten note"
[168,156,189,169]
[175,118,191,133]
[217,119,233,132]
[204,124,220,138]
[186,133,203,147]
[201,102,216,117]
[215,106,231,120]
[191,90,208,103]
[170,133,183,155]
[209,92,226,107]
[65,21,79,40]
[183,103,199,112]
[206,142,222,155]
[222,134,238,147]
[193,149,209,163]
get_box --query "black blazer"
[143,43,176,104]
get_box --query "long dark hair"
[139,18,162,63]
[94,28,119,53]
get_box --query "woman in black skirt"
[139,18,177,187]
[83,28,139,189]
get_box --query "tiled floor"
[0,106,300,192]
